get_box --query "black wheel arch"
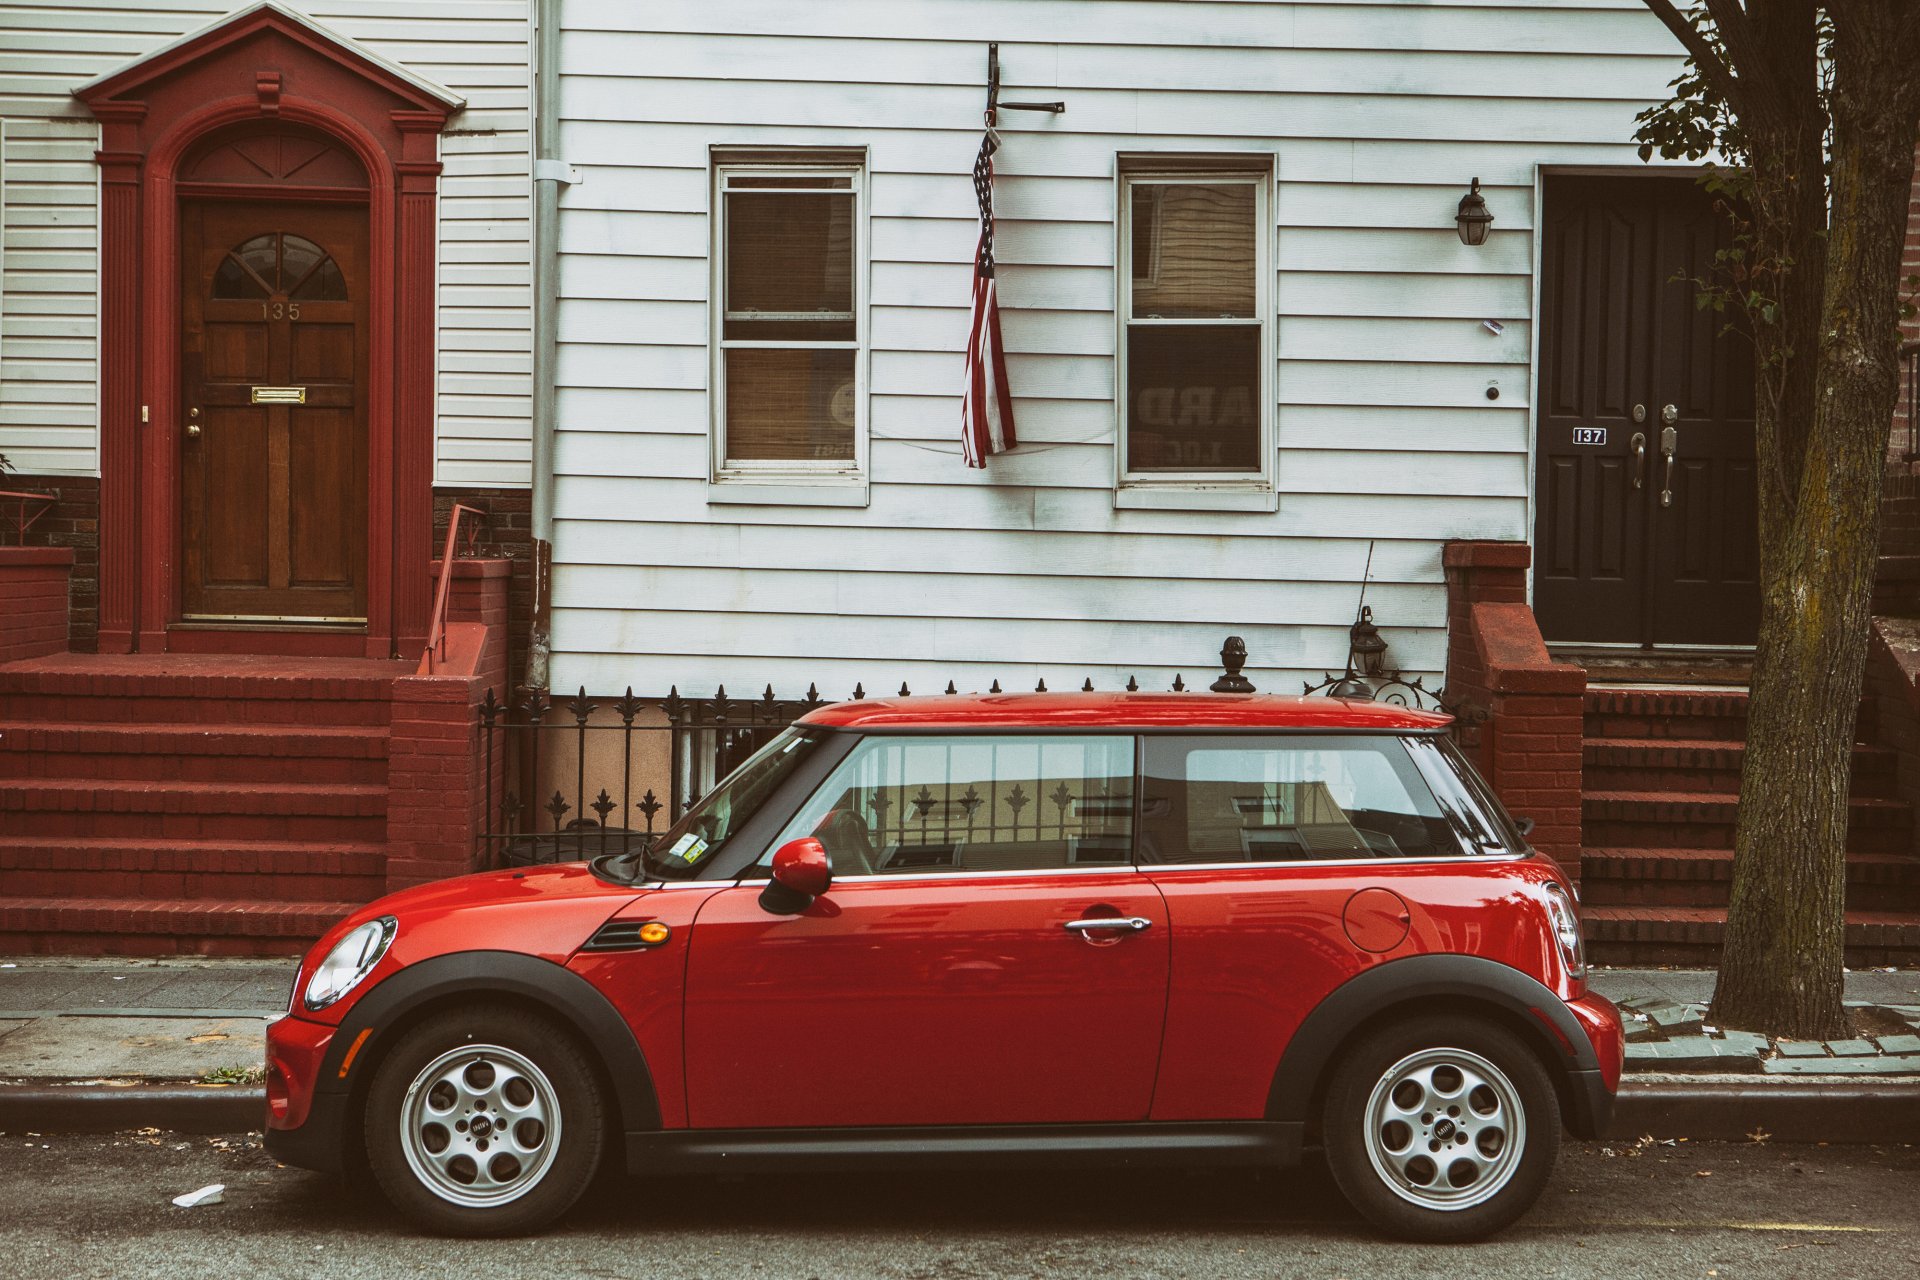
[1267,955,1608,1140]
[316,950,662,1141]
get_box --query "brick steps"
[1583,788,1912,853]
[0,658,400,727]
[1576,677,1920,962]
[0,779,386,841]
[1584,905,1920,968]
[0,896,359,957]
[1582,737,1897,798]
[0,837,387,903]
[1580,848,1920,911]
[0,721,389,785]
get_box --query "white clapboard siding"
[0,0,532,485]
[545,0,1686,696]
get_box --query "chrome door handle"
[1659,424,1678,508]
[1064,916,1152,933]
[1630,431,1646,489]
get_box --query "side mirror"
[1515,815,1537,839]
[758,837,832,915]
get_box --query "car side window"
[761,734,1136,875]
[1139,734,1467,864]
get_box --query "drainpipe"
[526,0,572,693]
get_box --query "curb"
[1614,1079,1920,1143]
[3,1079,1916,1144]
[0,1083,263,1134]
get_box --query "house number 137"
[262,301,301,320]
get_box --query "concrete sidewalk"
[0,957,1916,1139]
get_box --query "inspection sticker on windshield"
[667,833,708,864]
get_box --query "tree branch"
[1640,0,1745,109]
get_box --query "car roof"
[797,691,1451,732]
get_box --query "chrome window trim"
[1137,852,1527,873]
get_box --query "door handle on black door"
[1064,916,1152,933]
[1630,431,1646,488]
[1659,423,1678,508]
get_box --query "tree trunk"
[1712,4,1920,1038]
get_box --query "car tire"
[1321,1013,1560,1242]
[362,1005,607,1236]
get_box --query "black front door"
[1533,174,1759,647]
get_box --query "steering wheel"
[814,806,877,876]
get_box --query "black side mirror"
[1515,815,1537,839]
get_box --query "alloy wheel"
[1360,1046,1527,1211]
[398,1043,562,1208]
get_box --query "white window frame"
[709,154,869,495]
[1114,160,1276,509]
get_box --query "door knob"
[1659,424,1678,508]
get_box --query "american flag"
[961,127,1017,467]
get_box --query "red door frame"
[76,8,453,658]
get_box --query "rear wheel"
[363,1006,606,1235]
[1321,1014,1559,1242]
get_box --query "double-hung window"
[711,150,866,488]
[1116,159,1274,504]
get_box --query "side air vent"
[582,920,669,952]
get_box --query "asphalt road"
[2,1132,1916,1279]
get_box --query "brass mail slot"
[250,386,307,404]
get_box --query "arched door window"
[210,232,348,302]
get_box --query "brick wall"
[1867,617,1920,857]
[3,476,98,653]
[435,486,531,694]
[1443,541,1588,877]
[0,547,73,663]
[1892,137,1919,471]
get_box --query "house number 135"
[261,301,301,320]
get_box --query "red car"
[265,693,1621,1241]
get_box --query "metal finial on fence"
[1081,677,1094,692]
[1210,635,1256,693]
[1126,675,1139,691]
[1172,674,1186,691]
[1035,677,1047,692]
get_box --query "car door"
[681,731,1169,1130]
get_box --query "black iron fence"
[475,631,1461,870]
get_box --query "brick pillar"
[386,559,511,890]
[0,548,73,662]
[1443,541,1587,877]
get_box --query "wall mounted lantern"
[1456,177,1494,246]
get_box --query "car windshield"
[632,727,826,880]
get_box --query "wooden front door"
[181,200,369,622]
[1533,174,1759,647]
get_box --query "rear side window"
[765,734,1136,875]
[1139,734,1466,863]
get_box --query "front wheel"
[362,1006,606,1235]
[1321,1014,1560,1242]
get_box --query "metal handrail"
[0,489,56,546]
[422,502,486,670]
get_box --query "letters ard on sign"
[1572,427,1607,446]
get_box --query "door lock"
[186,405,201,440]
[1632,404,1648,424]
[1630,432,1647,488]
[1659,424,1678,508]
[1661,403,1679,425]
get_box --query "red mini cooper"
[266,693,1620,1241]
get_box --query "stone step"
[0,779,386,842]
[0,721,389,785]
[1581,737,1896,798]
[0,655,404,727]
[1582,789,1912,853]
[1583,905,1920,967]
[1579,847,1920,912]
[0,837,387,904]
[0,896,357,956]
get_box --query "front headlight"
[1542,883,1587,981]
[303,916,397,1012]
